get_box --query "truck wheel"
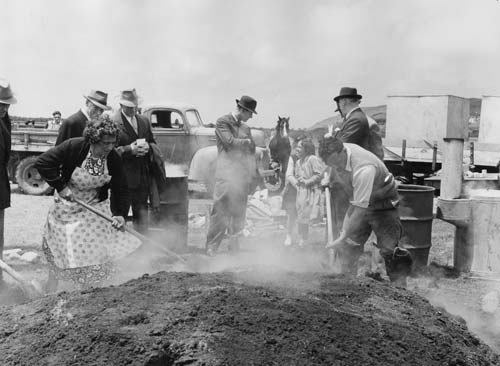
[15,156,53,195]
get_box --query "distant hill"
[308,98,482,134]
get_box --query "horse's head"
[275,116,290,138]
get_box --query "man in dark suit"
[334,87,370,149]
[328,87,371,240]
[114,89,156,233]
[55,90,111,145]
[205,95,258,256]
[0,79,16,287]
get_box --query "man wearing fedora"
[0,79,17,287]
[205,95,259,256]
[114,89,156,233]
[55,90,111,145]
[333,87,369,150]
[327,87,376,239]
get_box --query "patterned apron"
[42,156,141,285]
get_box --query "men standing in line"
[205,95,258,256]
[47,110,62,130]
[56,90,111,145]
[114,89,155,233]
[319,137,412,287]
[0,80,16,288]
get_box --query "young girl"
[293,137,325,247]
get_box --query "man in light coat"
[205,95,258,255]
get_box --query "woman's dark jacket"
[35,137,129,217]
[0,113,11,209]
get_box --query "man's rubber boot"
[384,247,413,287]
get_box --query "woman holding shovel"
[35,115,141,291]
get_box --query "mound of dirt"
[0,270,498,366]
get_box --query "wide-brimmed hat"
[333,87,362,102]
[236,95,258,114]
[84,90,111,110]
[0,79,17,105]
[119,89,140,108]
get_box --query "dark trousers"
[0,209,4,282]
[125,185,149,234]
[206,179,248,250]
[336,207,403,274]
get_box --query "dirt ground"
[1,189,500,365]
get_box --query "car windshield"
[185,109,203,128]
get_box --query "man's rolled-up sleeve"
[350,165,376,208]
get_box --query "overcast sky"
[1,0,500,128]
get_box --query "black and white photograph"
[1,0,500,365]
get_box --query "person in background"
[47,110,62,130]
[293,137,325,247]
[113,89,156,234]
[35,115,141,291]
[0,79,16,289]
[319,136,412,287]
[56,90,111,145]
[205,95,258,256]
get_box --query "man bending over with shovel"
[319,135,412,287]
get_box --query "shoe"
[284,235,292,247]
[298,239,305,248]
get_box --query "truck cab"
[141,103,216,174]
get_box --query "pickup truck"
[10,102,218,195]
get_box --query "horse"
[266,116,292,193]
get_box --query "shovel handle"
[74,198,186,263]
[324,186,336,265]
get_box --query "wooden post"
[401,139,406,166]
[469,141,475,171]
[432,141,438,171]
[441,138,464,199]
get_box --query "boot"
[384,247,413,287]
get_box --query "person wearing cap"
[47,110,62,131]
[319,136,412,287]
[205,95,259,256]
[113,89,156,233]
[0,79,16,287]
[55,90,111,145]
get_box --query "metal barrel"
[149,176,189,251]
[397,184,435,271]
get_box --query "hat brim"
[0,96,17,105]
[84,95,112,110]
[236,99,257,114]
[333,94,362,102]
[119,100,138,108]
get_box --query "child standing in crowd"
[293,137,325,247]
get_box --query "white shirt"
[121,110,138,134]
[80,107,91,121]
[344,145,376,208]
